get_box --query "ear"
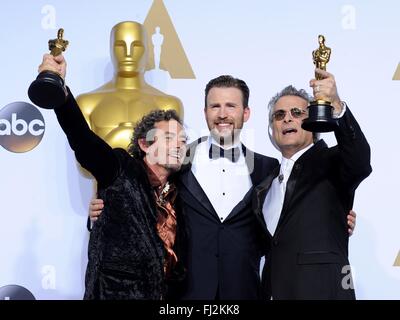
[243,107,250,123]
[268,121,280,151]
[138,138,149,154]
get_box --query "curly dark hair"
[128,109,183,159]
[204,75,250,108]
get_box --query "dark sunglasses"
[272,107,308,121]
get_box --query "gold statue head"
[57,28,64,39]
[110,21,147,77]
[318,35,325,47]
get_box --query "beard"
[162,162,182,173]
[210,127,242,147]
[211,131,233,146]
[207,115,244,147]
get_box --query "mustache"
[214,119,234,124]
[168,148,186,159]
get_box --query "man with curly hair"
[38,53,187,299]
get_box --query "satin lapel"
[242,145,259,186]
[274,140,328,235]
[179,167,218,218]
[223,145,273,222]
[178,136,218,219]
[224,184,253,222]
[276,163,300,229]
[252,165,280,238]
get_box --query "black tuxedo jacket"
[174,137,278,299]
[253,107,372,300]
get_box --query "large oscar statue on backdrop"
[76,21,183,150]
[28,29,69,109]
[302,35,338,132]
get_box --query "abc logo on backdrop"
[0,102,45,153]
[0,285,36,300]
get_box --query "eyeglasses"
[272,107,308,121]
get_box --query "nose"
[176,140,184,148]
[283,111,293,123]
[217,106,228,119]
[178,142,186,152]
[171,141,186,158]
[126,44,131,57]
[126,42,134,57]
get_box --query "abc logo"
[0,285,36,300]
[0,102,45,153]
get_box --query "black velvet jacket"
[55,89,182,299]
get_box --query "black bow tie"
[209,144,241,162]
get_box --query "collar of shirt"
[280,143,314,181]
[265,144,314,236]
[205,135,245,163]
[143,161,176,200]
[208,135,242,150]
[281,143,314,166]
[191,135,252,222]
[143,161,163,188]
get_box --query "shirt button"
[273,240,279,246]
[223,192,225,196]
[222,169,226,173]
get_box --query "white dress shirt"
[262,143,314,236]
[191,136,252,222]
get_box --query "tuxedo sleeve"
[334,106,372,193]
[54,87,119,187]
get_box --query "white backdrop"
[0,0,399,299]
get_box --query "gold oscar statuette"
[302,35,338,132]
[28,28,69,109]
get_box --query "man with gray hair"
[253,68,371,299]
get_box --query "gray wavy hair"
[267,85,320,143]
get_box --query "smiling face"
[141,120,187,172]
[271,95,313,159]
[204,87,250,146]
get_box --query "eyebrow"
[164,132,187,140]
[208,102,239,107]
[164,131,186,136]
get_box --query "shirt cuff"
[333,101,347,119]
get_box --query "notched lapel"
[224,185,254,222]
[275,140,329,234]
[178,166,218,219]
[252,166,280,237]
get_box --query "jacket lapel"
[242,145,261,186]
[178,137,219,219]
[224,145,270,222]
[179,167,218,218]
[252,165,280,238]
[274,140,328,235]
[223,185,253,222]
